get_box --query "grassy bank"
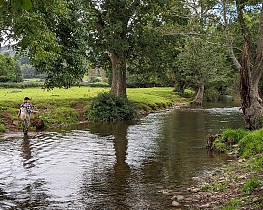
[0,87,188,132]
[181,128,263,209]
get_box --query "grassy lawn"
[0,87,188,132]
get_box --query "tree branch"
[222,0,241,71]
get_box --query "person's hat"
[24,97,31,100]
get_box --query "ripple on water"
[0,106,244,210]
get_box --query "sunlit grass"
[0,87,186,130]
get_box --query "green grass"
[242,178,261,195]
[0,87,186,131]
[127,87,187,110]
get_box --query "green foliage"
[85,92,138,122]
[250,155,263,172]
[201,179,227,192]
[239,129,263,157]
[0,118,5,133]
[242,178,261,194]
[7,0,87,89]
[176,38,233,99]
[0,81,44,88]
[213,140,228,152]
[126,73,165,88]
[222,199,242,210]
[213,128,248,152]
[221,128,248,145]
[204,88,220,101]
[180,88,195,98]
[39,107,79,128]
[0,53,22,82]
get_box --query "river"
[0,101,244,209]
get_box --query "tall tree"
[223,0,263,129]
[84,0,178,97]
[1,0,87,88]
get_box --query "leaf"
[22,0,32,10]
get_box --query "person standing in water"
[18,97,34,135]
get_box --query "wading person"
[18,97,34,135]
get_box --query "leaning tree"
[223,0,263,129]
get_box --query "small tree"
[176,38,232,105]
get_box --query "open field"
[0,87,188,132]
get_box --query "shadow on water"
[0,100,244,209]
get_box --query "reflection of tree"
[82,121,133,209]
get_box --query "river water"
[0,101,244,210]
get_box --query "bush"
[204,88,220,101]
[85,92,138,121]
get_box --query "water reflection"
[21,135,34,168]
[81,121,132,209]
[0,103,244,210]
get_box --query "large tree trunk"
[223,0,263,129]
[237,3,263,130]
[240,41,263,130]
[191,84,204,106]
[109,53,127,97]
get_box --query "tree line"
[0,0,263,129]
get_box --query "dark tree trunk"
[109,53,127,97]
[191,84,204,106]
[223,1,263,129]
[240,41,263,129]
[237,3,263,130]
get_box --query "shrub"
[85,92,138,121]
[0,82,44,88]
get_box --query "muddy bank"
[161,155,263,210]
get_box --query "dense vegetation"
[0,1,263,208]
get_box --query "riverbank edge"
[0,89,190,134]
[3,91,260,210]
[165,149,263,209]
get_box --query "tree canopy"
[1,0,263,129]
